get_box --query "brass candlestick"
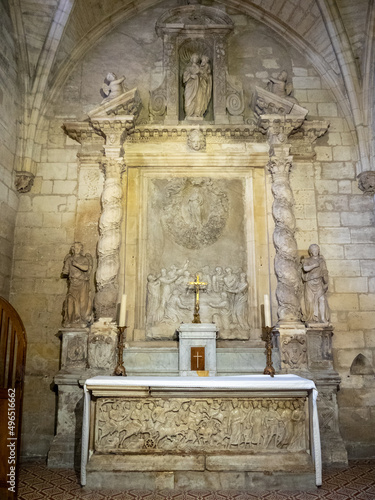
[114,326,127,376]
[262,326,275,377]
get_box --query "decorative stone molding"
[15,170,35,193]
[357,170,375,194]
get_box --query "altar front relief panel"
[85,380,318,490]
[124,167,269,343]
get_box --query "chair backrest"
[0,297,27,499]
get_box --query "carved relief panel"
[142,175,252,340]
[95,397,307,454]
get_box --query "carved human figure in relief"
[100,72,125,103]
[62,242,93,328]
[302,244,330,324]
[266,70,296,101]
[183,53,212,118]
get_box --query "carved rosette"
[268,147,301,322]
[95,157,124,319]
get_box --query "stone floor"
[18,460,375,499]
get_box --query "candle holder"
[262,326,275,377]
[114,326,127,376]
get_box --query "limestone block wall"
[8,3,375,459]
[0,1,20,299]
[11,116,101,457]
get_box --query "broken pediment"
[156,5,234,34]
[253,86,308,120]
[88,87,142,120]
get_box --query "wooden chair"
[0,297,27,499]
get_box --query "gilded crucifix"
[188,274,207,323]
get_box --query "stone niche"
[150,4,244,124]
[125,166,269,344]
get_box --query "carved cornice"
[156,5,234,37]
[63,121,103,144]
[88,88,142,119]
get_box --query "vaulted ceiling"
[7,0,375,175]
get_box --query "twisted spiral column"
[95,157,124,319]
[268,144,301,322]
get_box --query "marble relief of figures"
[183,53,212,118]
[146,263,250,336]
[96,397,307,453]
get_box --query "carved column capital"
[267,146,293,178]
[357,170,375,194]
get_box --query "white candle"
[118,294,127,327]
[264,294,272,327]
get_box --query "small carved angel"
[100,72,126,103]
[266,70,293,98]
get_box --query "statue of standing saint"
[301,244,330,324]
[183,54,212,118]
[62,242,93,328]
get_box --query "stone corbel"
[15,170,35,193]
[357,170,375,194]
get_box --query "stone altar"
[81,375,321,491]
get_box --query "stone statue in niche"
[146,262,250,338]
[183,53,212,118]
[96,397,306,453]
[301,244,331,324]
[161,177,229,250]
[61,242,93,328]
[187,129,206,151]
[100,72,126,103]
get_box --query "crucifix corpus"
[188,274,207,323]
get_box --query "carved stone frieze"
[95,397,307,453]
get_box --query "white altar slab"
[81,374,322,488]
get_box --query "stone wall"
[9,2,375,459]
[0,0,20,299]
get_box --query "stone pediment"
[156,5,233,34]
[88,88,142,119]
[254,86,308,120]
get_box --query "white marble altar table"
[81,374,322,487]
